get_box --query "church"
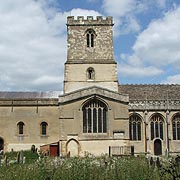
[0,16,180,157]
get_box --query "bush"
[0,155,179,180]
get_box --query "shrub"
[0,155,179,180]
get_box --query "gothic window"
[172,114,180,140]
[17,121,24,135]
[150,114,164,140]
[82,98,108,133]
[129,114,142,141]
[86,29,95,47]
[87,67,95,80]
[41,122,48,135]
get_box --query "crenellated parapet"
[67,16,113,26]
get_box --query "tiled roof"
[0,84,180,101]
[0,91,62,99]
[119,84,180,100]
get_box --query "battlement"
[67,16,113,25]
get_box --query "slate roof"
[0,84,180,101]
[119,84,180,100]
[0,91,62,99]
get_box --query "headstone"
[20,150,24,163]
[17,152,20,163]
[4,155,8,166]
[156,157,161,168]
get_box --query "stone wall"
[64,16,118,93]
[0,98,60,152]
[67,16,114,63]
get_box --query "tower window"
[17,121,25,135]
[86,29,95,47]
[87,67,95,80]
[82,98,108,133]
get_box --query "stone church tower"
[64,16,118,93]
[0,16,180,156]
[59,16,129,156]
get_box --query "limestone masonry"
[0,16,179,157]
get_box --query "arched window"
[86,29,95,47]
[41,122,48,135]
[150,114,164,140]
[129,114,142,141]
[87,67,95,80]
[82,98,108,133]
[172,114,180,140]
[17,121,25,135]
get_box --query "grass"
[0,152,179,180]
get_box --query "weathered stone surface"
[65,16,118,93]
[59,86,128,104]
[0,16,180,157]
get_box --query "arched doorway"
[66,139,79,157]
[0,138,4,152]
[154,139,162,155]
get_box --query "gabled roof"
[119,84,180,100]
[59,86,129,104]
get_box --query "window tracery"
[86,29,95,47]
[172,114,180,140]
[82,98,107,133]
[150,114,164,140]
[129,114,141,141]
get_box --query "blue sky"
[0,0,180,91]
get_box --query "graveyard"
[0,147,180,180]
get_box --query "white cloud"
[120,16,141,34]
[118,62,163,78]
[0,0,101,91]
[86,0,99,3]
[133,7,180,67]
[102,0,169,36]
[157,0,166,8]
[163,74,180,84]
[119,6,180,80]
[0,0,67,91]
[102,0,143,35]
[102,0,136,17]
[65,8,102,18]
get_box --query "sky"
[0,0,180,91]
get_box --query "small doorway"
[154,139,162,155]
[66,139,79,157]
[0,138,4,153]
